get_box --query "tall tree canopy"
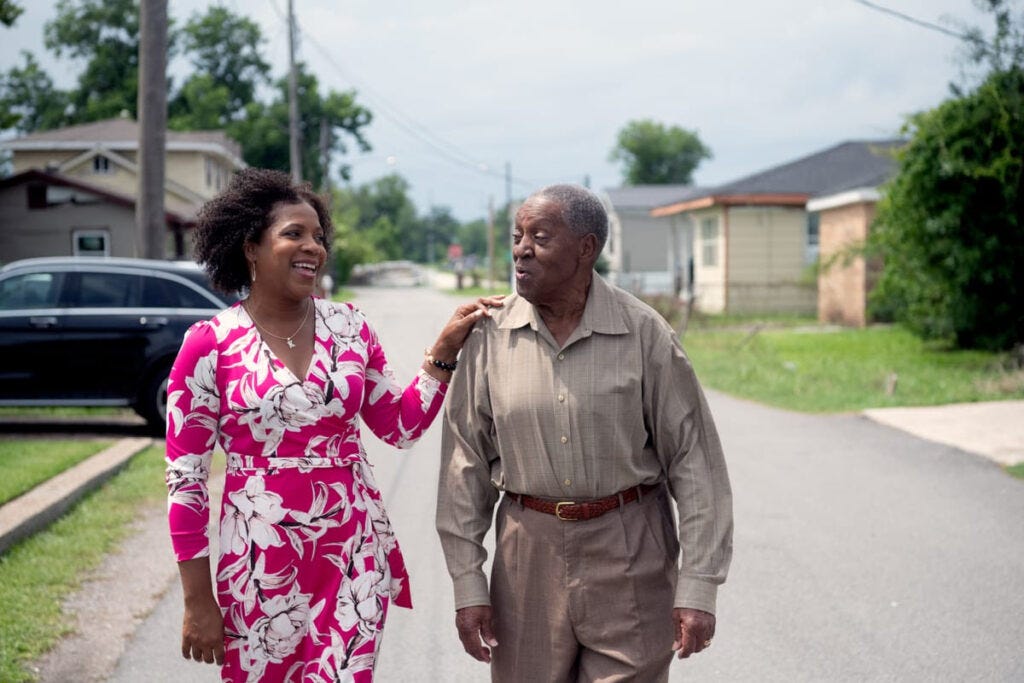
[869,0,1023,350]
[609,119,712,185]
[0,0,23,27]
[44,0,149,122]
[170,7,269,128]
[230,64,371,190]
[0,51,69,132]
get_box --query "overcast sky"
[0,1,1000,220]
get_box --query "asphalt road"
[37,285,1024,682]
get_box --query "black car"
[0,257,236,433]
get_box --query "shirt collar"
[497,273,629,336]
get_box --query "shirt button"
[558,394,565,402]
[560,435,568,444]
[564,478,571,486]
[557,353,565,360]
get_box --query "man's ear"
[580,233,599,263]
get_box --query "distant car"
[0,257,237,433]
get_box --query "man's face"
[512,196,589,306]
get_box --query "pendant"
[286,338,296,349]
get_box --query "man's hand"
[671,607,715,659]
[181,595,225,665]
[455,605,498,663]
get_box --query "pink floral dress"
[165,297,446,682]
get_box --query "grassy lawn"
[0,445,167,683]
[0,440,114,505]
[1006,463,1024,480]
[681,322,1023,413]
[0,407,136,419]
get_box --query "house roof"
[603,184,709,211]
[0,169,195,227]
[651,139,904,216]
[0,117,245,167]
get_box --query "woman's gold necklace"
[245,299,311,349]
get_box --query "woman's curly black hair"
[192,168,334,294]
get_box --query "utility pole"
[287,0,302,183]
[137,0,168,259]
[487,195,496,290]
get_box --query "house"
[0,116,245,263]
[807,150,901,326]
[601,185,707,297]
[651,140,902,315]
[0,169,197,261]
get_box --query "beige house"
[652,140,901,315]
[809,188,885,327]
[0,116,244,263]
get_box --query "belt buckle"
[555,501,577,521]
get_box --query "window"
[0,272,63,310]
[27,183,48,209]
[73,229,110,257]
[76,272,141,308]
[701,217,719,267]
[142,276,217,309]
[205,157,213,187]
[806,212,820,264]
[92,155,112,174]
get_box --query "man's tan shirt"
[437,274,733,614]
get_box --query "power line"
[850,0,973,42]
[266,0,542,190]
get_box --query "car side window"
[76,272,142,308]
[142,275,218,309]
[0,272,63,310]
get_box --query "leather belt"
[508,482,661,521]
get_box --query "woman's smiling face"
[246,200,327,300]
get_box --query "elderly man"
[436,184,733,682]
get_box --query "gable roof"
[0,117,245,167]
[0,169,195,227]
[652,139,904,216]
[603,184,709,211]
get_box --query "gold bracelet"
[424,348,458,372]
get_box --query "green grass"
[330,288,356,302]
[0,440,114,505]
[1006,463,1024,480]
[682,323,1024,412]
[0,445,167,682]
[0,407,135,419]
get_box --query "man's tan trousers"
[489,486,679,682]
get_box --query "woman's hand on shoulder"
[428,295,505,366]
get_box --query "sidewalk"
[864,400,1024,466]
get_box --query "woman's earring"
[249,262,256,284]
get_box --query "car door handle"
[29,316,58,328]
[139,316,169,328]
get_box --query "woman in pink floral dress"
[166,168,500,682]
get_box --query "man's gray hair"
[535,184,608,252]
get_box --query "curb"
[0,437,154,555]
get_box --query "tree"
[415,206,461,264]
[0,0,23,27]
[609,119,712,185]
[868,1,1023,350]
[44,0,153,122]
[170,6,269,129]
[0,51,69,132]
[230,64,371,190]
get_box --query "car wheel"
[137,365,171,436]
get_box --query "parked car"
[0,257,237,433]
